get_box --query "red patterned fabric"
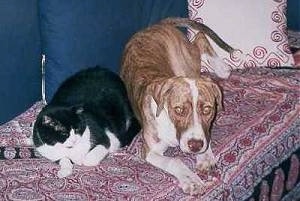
[286,154,299,191]
[0,68,299,200]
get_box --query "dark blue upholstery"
[1,0,298,125]
[0,0,41,124]
[40,0,188,101]
[287,0,300,31]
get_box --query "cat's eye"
[61,132,69,136]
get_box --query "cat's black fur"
[33,66,140,150]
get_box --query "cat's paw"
[57,167,73,178]
[82,156,100,166]
[69,155,84,165]
[82,145,108,166]
[58,157,73,178]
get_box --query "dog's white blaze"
[150,97,178,147]
[180,79,207,153]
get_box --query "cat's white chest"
[36,128,91,163]
[36,126,121,178]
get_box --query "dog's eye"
[174,106,186,116]
[202,105,212,115]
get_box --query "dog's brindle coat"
[120,18,234,195]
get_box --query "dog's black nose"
[187,139,204,153]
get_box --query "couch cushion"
[0,69,299,200]
[0,0,41,125]
[287,0,300,31]
[40,0,188,101]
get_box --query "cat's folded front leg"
[57,157,73,178]
[83,145,109,166]
[68,127,92,165]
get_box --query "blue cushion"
[287,0,300,31]
[40,0,188,101]
[0,0,41,124]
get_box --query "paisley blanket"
[0,68,299,201]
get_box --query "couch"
[0,1,299,200]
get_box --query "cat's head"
[34,106,86,145]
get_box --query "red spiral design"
[244,59,257,68]
[188,9,193,18]
[271,31,283,42]
[192,17,203,24]
[271,11,282,23]
[273,0,283,3]
[230,49,243,62]
[191,0,205,8]
[281,24,288,35]
[282,43,291,54]
[187,31,193,41]
[267,58,281,67]
[253,46,267,59]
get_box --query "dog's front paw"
[196,156,217,172]
[196,146,217,172]
[178,174,205,195]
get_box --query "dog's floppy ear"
[148,78,174,117]
[196,77,223,111]
[210,82,223,111]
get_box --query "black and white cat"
[33,66,140,178]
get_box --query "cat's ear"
[42,115,53,125]
[69,105,84,114]
[75,107,84,114]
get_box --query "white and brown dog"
[120,18,234,195]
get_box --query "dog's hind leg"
[192,32,231,79]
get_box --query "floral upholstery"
[0,68,299,200]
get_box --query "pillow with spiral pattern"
[188,0,295,70]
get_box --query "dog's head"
[150,76,222,154]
